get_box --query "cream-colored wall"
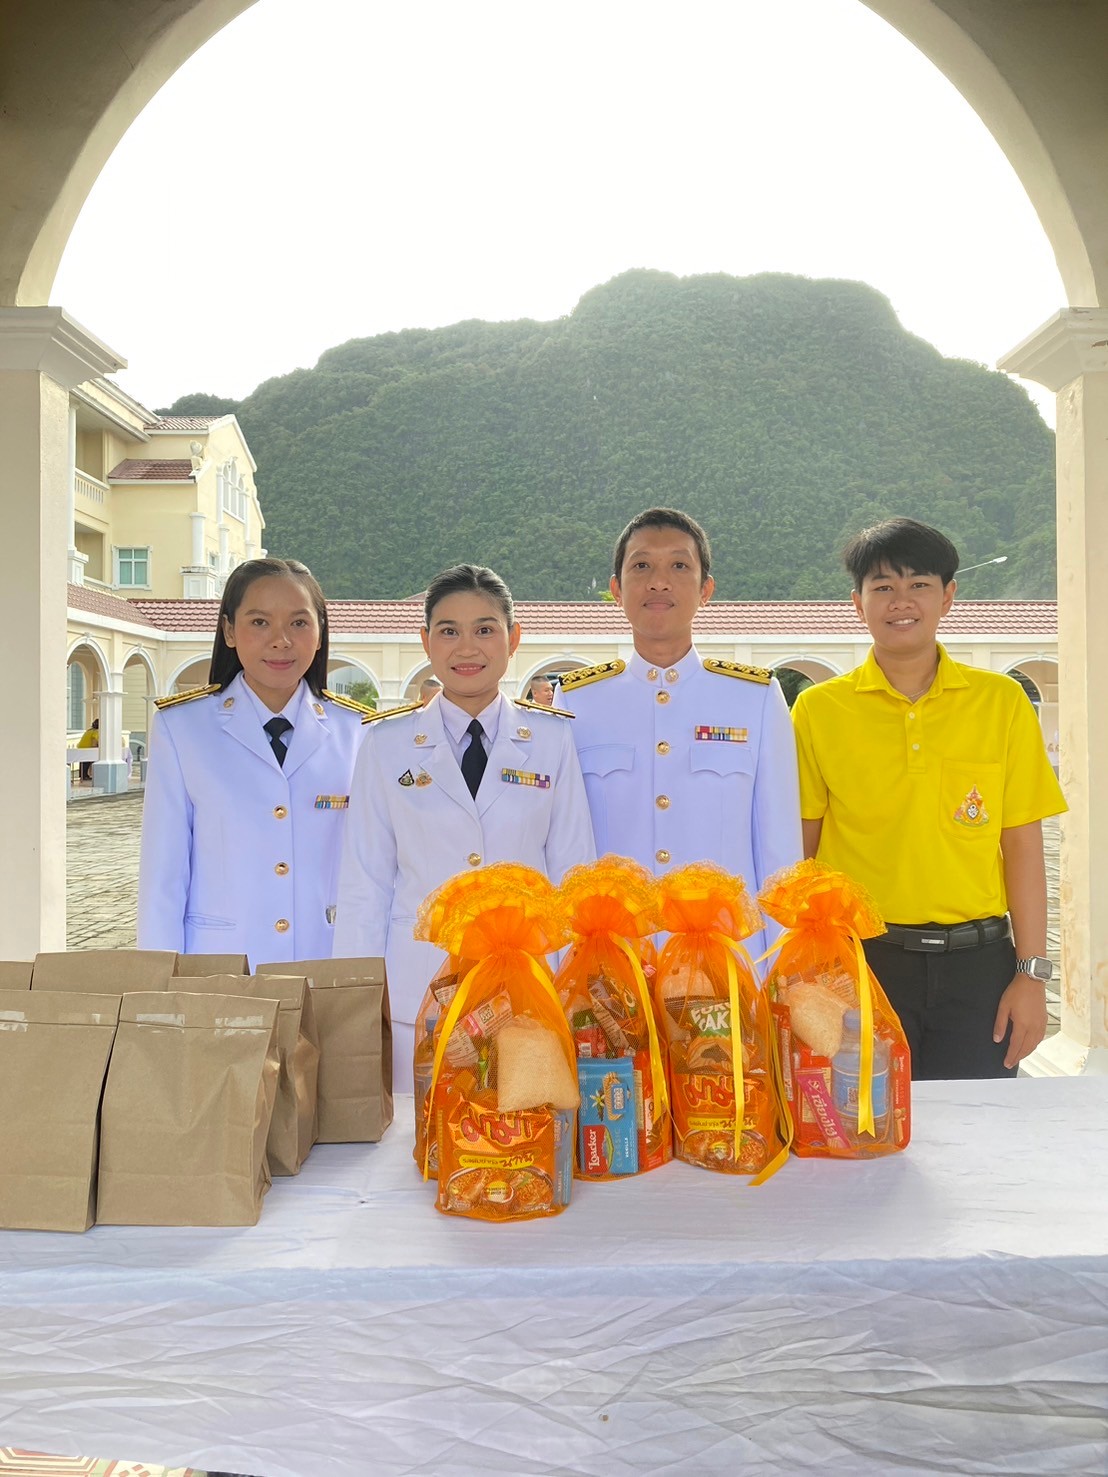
[109,482,197,594]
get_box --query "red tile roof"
[108,459,195,481]
[125,596,1058,638]
[145,416,223,430]
[68,583,161,631]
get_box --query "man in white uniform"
[556,507,801,951]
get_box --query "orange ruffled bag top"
[654,865,787,1179]
[759,860,911,1159]
[553,857,671,1178]
[414,862,579,1220]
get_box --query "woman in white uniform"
[137,557,368,966]
[334,564,596,1084]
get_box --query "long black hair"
[209,557,330,696]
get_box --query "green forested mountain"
[163,270,1056,599]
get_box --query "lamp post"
[958,555,1008,576]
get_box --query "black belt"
[878,916,1009,953]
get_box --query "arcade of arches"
[2,0,1106,1073]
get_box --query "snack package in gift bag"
[553,856,670,1178]
[654,865,787,1180]
[760,860,910,1158]
[415,863,578,1220]
[412,953,476,1175]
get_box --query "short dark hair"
[842,518,959,591]
[423,564,515,628]
[612,507,712,581]
[209,557,330,696]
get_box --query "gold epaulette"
[558,659,626,692]
[362,698,424,725]
[323,688,377,718]
[703,658,773,685]
[154,682,220,710]
[513,696,573,718]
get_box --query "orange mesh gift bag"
[654,865,787,1179]
[412,953,477,1175]
[760,859,910,1159]
[553,856,671,1178]
[415,862,578,1220]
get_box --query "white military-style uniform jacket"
[137,672,368,966]
[556,645,802,954]
[333,691,596,1081]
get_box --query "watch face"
[1021,957,1053,981]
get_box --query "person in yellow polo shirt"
[792,518,1066,1079]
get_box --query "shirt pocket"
[578,743,635,780]
[940,760,1002,840]
[184,912,236,929]
[689,742,756,784]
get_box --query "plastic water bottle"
[831,1008,889,1137]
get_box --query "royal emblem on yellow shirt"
[953,785,990,827]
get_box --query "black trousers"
[863,933,1019,1080]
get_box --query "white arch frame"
[326,656,380,693]
[65,636,111,689]
[773,655,845,682]
[167,654,213,693]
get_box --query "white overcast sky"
[54,0,1065,423]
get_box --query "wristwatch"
[1015,956,1054,982]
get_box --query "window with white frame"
[67,663,86,730]
[115,547,150,587]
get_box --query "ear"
[699,575,716,607]
[609,575,623,607]
[508,622,522,657]
[941,579,956,616]
[222,615,236,649]
[419,627,431,659]
[851,590,866,622]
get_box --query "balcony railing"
[75,470,108,507]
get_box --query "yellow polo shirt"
[791,645,1066,924]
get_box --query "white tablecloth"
[1,1078,1106,1476]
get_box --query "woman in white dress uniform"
[334,564,596,1084]
[137,558,368,966]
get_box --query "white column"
[91,678,128,795]
[0,307,125,957]
[189,509,204,566]
[65,403,86,584]
[999,309,1108,1074]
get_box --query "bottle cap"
[842,1007,861,1033]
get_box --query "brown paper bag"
[182,975,320,1175]
[97,992,280,1226]
[33,948,177,992]
[0,961,33,989]
[174,953,251,977]
[0,989,121,1231]
[256,957,392,1142]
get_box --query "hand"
[993,972,1048,1069]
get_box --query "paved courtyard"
[63,788,1065,1032]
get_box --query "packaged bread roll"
[497,1018,579,1110]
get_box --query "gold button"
[273,805,288,820]
[656,794,671,809]
[275,918,290,933]
[222,697,234,709]
[313,702,324,715]
[275,862,289,876]
[516,726,532,739]
[646,667,658,681]
[666,669,679,683]
[656,691,670,705]
[467,852,482,867]
[656,740,671,755]
[414,733,427,745]
[655,849,671,864]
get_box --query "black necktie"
[264,715,293,768]
[461,718,487,798]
